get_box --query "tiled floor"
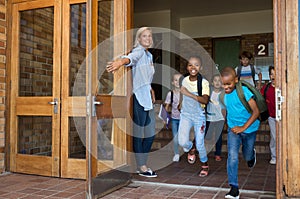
[0,152,276,198]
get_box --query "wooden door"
[87,0,133,197]
[60,0,133,181]
[274,0,300,198]
[10,0,62,177]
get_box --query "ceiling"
[134,0,273,18]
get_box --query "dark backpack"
[220,80,269,121]
[237,65,255,83]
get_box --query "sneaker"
[269,159,276,165]
[225,186,240,199]
[138,168,157,178]
[247,148,256,169]
[173,154,180,162]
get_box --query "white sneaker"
[173,154,180,162]
[269,159,276,165]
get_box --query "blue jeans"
[227,129,257,188]
[132,95,155,168]
[178,115,208,163]
[171,118,180,155]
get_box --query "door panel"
[61,0,87,179]
[10,0,61,177]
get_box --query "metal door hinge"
[276,88,284,121]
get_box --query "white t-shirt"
[206,91,224,122]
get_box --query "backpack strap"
[250,64,256,83]
[170,90,174,105]
[236,81,252,113]
[263,82,271,99]
[197,73,203,96]
[237,65,242,81]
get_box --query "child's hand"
[177,103,182,112]
[231,126,245,134]
[150,89,156,103]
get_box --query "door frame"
[274,0,300,198]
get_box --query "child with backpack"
[235,51,262,89]
[178,55,210,177]
[164,73,183,162]
[221,66,260,199]
[260,66,276,165]
[205,74,226,161]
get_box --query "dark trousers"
[132,95,155,168]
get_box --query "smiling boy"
[221,67,260,199]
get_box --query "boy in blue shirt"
[221,67,260,199]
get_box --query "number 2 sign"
[255,43,269,56]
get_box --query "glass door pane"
[19,8,54,97]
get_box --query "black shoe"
[138,168,157,178]
[225,186,240,199]
[247,148,256,168]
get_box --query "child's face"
[221,74,237,94]
[212,75,222,89]
[172,74,181,89]
[269,69,275,85]
[240,57,250,66]
[187,57,201,78]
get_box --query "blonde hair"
[133,27,153,48]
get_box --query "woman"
[106,27,157,177]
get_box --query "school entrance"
[7,0,300,198]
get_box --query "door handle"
[94,101,103,105]
[48,98,58,114]
[48,101,58,105]
[91,96,103,117]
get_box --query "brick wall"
[178,33,274,73]
[240,33,273,56]
[0,0,6,174]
